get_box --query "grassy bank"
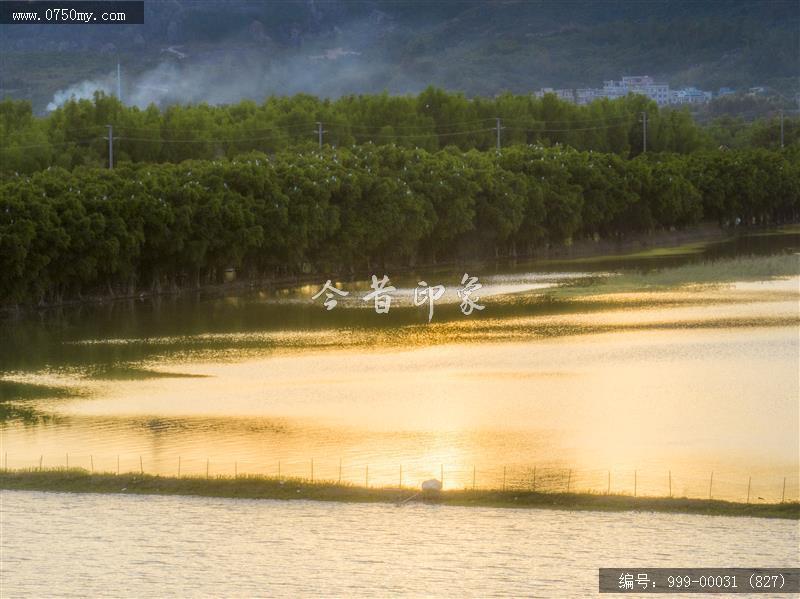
[599,253,800,290]
[2,469,797,519]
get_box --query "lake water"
[1,232,799,501]
[2,490,798,597]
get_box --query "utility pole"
[495,117,502,151]
[117,62,122,102]
[105,124,113,169]
[640,111,647,153]
[780,110,784,149]
[316,121,324,149]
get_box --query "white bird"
[421,479,442,492]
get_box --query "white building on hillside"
[534,87,576,102]
[532,76,711,107]
[671,87,712,105]
[575,88,603,105]
[602,76,671,106]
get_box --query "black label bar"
[600,568,800,594]
[1,1,144,25]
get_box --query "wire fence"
[2,452,797,505]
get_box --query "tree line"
[2,144,798,306]
[2,89,797,175]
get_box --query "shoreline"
[3,222,798,317]
[0,222,764,316]
[2,470,797,520]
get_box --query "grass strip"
[2,469,797,519]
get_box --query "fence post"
[669,470,672,498]
[472,465,476,490]
[39,455,43,471]
[338,458,342,484]
[634,470,637,497]
[532,466,537,492]
[566,469,571,493]
[502,466,506,491]
[399,464,403,489]
[781,477,786,503]
[3,451,6,470]
[206,458,209,479]
[140,456,143,475]
[709,471,714,500]
[746,476,751,504]
[278,460,281,481]
[607,470,611,495]
[178,456,181,477]
[235,461,238,479]
[366,465,369,488]
[66,453,68,469]
[117,455,119,475]
[310,458,314,483]
[90,455,94,473]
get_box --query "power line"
[109,122,318,135]
[504,122,634,133]
[105,125,113,170]
[501,115,633,125]
[0,138,100,151]
[326,118,496,131]
[349,128,494,140]
[116,133,286,143]
[49,125,109,134]
[0,121,653,151]
[110,119,497,135]
[315,121,325,149]
[1,112,791,152]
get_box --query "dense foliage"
[0,91,676,173]
[2,144,797,305]
[3,91,797,177]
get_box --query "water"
[1,233,799,500]
[1,490,797,597]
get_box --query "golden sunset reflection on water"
[0,231,798,500]
[2,274,798,501]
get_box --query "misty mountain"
[1,0,797,112]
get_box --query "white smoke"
[44,12,427,111]
[45,47,421,111]
[125,59,272,107]
[46,77,115,111]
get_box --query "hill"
[0,0,797,112]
